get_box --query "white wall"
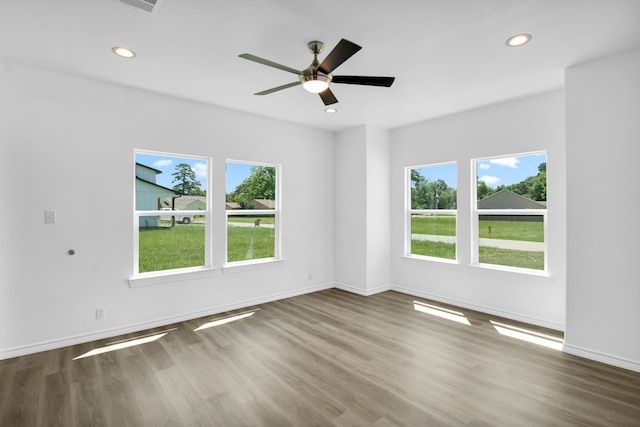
[334,126,391,295]
[0,64,336,358]
[334,127,368,293]
[365,127,391,293]
[564,49,640,371]
[390,90,567,330]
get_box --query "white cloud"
[193,162,207,178]
[152,159,173,168]
[490,157,519,168]
[480,175,500,185]
[479,163,491,170]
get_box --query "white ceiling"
[2,0,640,132]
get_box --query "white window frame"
[471,151,548,275]
[224,160,282,270]
[130,150,213,287]
[405,162,458,263]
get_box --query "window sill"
[222,258,285,274]
[129,267,215,288]
[401,255,459,266]
[470,263,550,277]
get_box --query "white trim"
[225,160,281,265]
[222,258,285,273]
[133,150,212,277]
[0,282,334,361]
[471,151,548,273]
[334,282,392,296]
[129,267,215,288]
[563,343,640,373]
[401,255,459,266]
[405,162,458,262]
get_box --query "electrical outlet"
[96,308,104,320]
[308,273,313,280]
[44,211,56,224]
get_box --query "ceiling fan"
[239,39,395,106]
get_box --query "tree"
[172,163,203,195]
[411,175,457,210]
[227,166,276,208]
[478,162,546,202]
[477,179,491,201]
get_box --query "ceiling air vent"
[120,0,157,13]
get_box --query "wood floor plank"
[1,289,640,426]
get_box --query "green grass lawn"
[411,240,456,260]
[138,223,275,272]
[139,225,205,273]
[412,215,543,242]
[228,216,275,225]
[478,246,544,270]
[411,215,456,236]
[411,216,544,269]
[227,225,274,262]
[410,240,543,270]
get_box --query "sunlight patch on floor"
[73,329,174,360]
[413,300,471,325]
[491,320,563,350]
[194,310,257,331]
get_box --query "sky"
[414,162,457,188]
[413,153,546,189]
[138,152,546,195]
[135,153,253,193]
[476,153,546,188]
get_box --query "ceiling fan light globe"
[301,75,330,93]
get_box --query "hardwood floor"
[2,289,639,426]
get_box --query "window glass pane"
[226,163,276,210]
[476,153,546,209]
[138,222,205,273]
[227,214,275,262]
[478,214,544,270]
[409,163,457,261]
[410,164,457,209]
[411,213,456,260]
[226,161,278,264]
[135,151,209,276]
[136,152,207,214]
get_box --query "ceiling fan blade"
[332,76,395,87]
[319,88,338,105]
[318,39,362,74]
[239,53,300,75]
[255,82,300,95]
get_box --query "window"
[407,162,457,261]
[133,151,211,276]
[226,161,280,264]
[474,152,547,272]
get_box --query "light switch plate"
[44,211,56,224]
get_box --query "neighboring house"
[478,189,546,222]
[160,196,206,210]
[135,163,179,227]
[253,199,276,209]
[225,199,275,210]
[478,189,546,209]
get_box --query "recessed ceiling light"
[505,34,532,47]
[112,46,137,58]
[324,107,337,114]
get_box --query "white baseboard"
[8,282,640,376]
[391,284,565,331]
[563,343,640,373]
[334,282,392,296]
[0,282,334,361]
